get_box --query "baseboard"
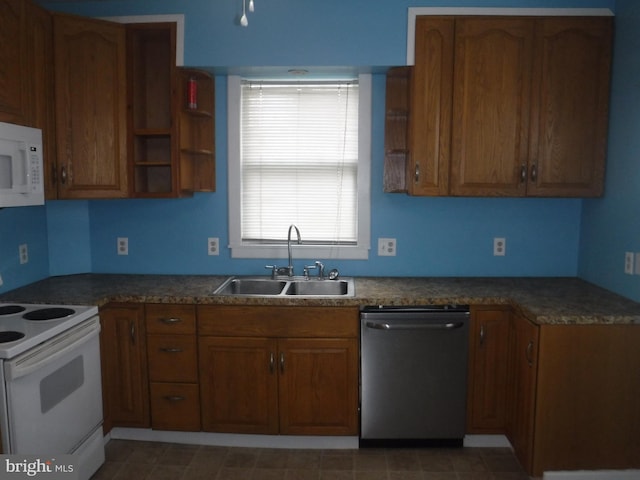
[463,434,512,448]
[109,428,359,449]
[543,471,640,480]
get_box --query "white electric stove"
[0,302,104,480]
[0,302,98,358]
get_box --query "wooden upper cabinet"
[527,17,612,197]
[450,17,534,196]
[408,16,454,196]
[27,2,57,200]
[404,15,612,198]
[53,13,128,199]
[0,0,29,125]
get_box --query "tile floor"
[91,439,531,480]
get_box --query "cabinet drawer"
[149,382,200,431]
[147,335,198,382]
[145,304,196,334]
[197,305,359,338]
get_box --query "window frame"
[227,73,371,260]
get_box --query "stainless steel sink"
[214,278,287,296]
[213,276,355,297]
[285,280,350,296]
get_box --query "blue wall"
[4,0,637,301]
[579,0,640,302]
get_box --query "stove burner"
[0,305,26,316]
[23,307,76,321]
[0,331,25,343]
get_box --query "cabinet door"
[53,14,128,199]
[507,313,539,474]
[0,0,29,125]
[527,17,612,197]
[408,16,454,196]
[278,338,359,436]
[100,304,149,430]
[450,17,534,196]
[466,306,511,433]
[27,1,57,199]
[198,336,278,434]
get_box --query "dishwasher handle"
[364,321,466,331]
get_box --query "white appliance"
[0,121,44,208]
[0,303,105,480]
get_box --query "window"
[228,74,371,259]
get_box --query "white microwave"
[0,121,44,208]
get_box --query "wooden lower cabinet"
[466,306,511,433]
[145,304,200,431]
[506,312,539,473]
[507,312,640,476]
[199,336,277,434]
[99,303,150,431]
[198,305,359,436]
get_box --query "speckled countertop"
[1,274,639,326]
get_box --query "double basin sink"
[214,276,355,297]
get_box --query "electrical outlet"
[635,253,640,276]
[378,238,397,256]
[208,237,220,256]
[117,237,128,256]
[625,252,634,275]
[493,237,506,256]
[19,244,28,264]
[0,274,3,287]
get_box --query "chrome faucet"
[287,224,301,277]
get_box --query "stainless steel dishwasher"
[360,305,470,447]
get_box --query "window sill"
[229,244,370,260]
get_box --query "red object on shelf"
[187,77,198,110]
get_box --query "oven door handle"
[4,317,101,381]
[364,321,465,331]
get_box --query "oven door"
[3,317,103,454]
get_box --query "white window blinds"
[240,80,359,244]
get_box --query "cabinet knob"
[520,165,527,183]
[414,163,420,182]
[280,352,285,373]
[130,321,136,344]
[479,324,485,346]
[269,352,275,373]
[530,164,538,183]
[526,340,534,367]
[60,166,68,185]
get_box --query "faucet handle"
[303,264,317,279]
[265,265,277,279]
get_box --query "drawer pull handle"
[160,317,182,324]
[163,396,185,402]
[160,347,184,353]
